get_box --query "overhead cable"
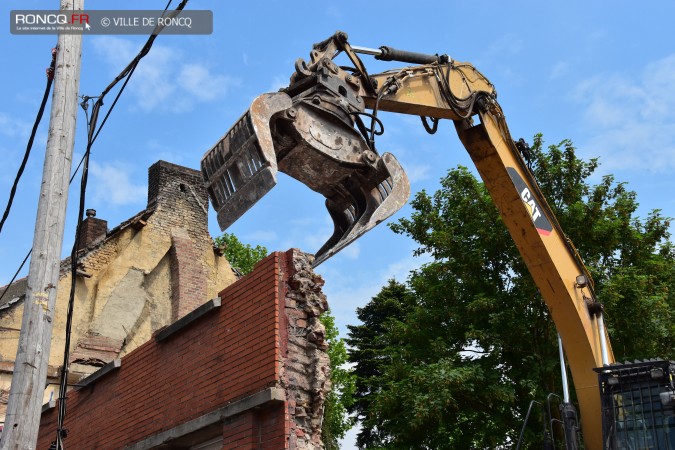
[55,2,189,448]
[0,48,57,235]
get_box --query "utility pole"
[0,0,82,447]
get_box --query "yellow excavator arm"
[201,31,623,449]
[354,34,615,450]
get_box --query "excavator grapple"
[201,93,291,232]
[201,50,410,266]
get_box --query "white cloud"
[91,35,137,67]
[0,113,31,138]
[178,64,236,102]
[404,163,431,183]
[89,161,147,206]
[288,216,320,227]
[485,33,524,58]
[145,139,188,166]
[550,61,569,79]
[325,5,342,19]
[243,210,362,263]
[303,220,333,252]
[573,54,675,172]
[338,241,361,260]
[92,36,239,113]
[268,75,288,93]
[272,214,333,254]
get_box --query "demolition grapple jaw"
[311,151,409,266]
[201,47,410,267]
[201,91,410,267]
[201,93,292,231]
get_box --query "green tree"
[346,280,416,448]
[348,136,674,448]
[320,311,357,449]
[214,232,268,275]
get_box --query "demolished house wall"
[36,249,331,449]
[0,161,237,421]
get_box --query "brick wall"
[146,160,210,242]
[169,228,208,320]
[222,404,287,450]
[76,210,107,251]
[36,249,330,449]
[280,251,330,449]
[147,160,214,322]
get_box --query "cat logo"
[506,167,553,236]
[520,187,542,222]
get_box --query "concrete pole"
[0,0,82,448]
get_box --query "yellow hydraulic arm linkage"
[201,31,617,449]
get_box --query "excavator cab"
[201,33,409,267]
[596,360,675,449]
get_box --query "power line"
[2,2,189,446]
[0,49,59,304]
[0,48,57,236]
[1,0,183,306]
[0,249,31,305]
[54,2,189,447]
[0,0,83,444]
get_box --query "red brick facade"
[169,228,209,320]
[36,249,329,449]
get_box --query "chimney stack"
[147,160,207,210]
[77,209,108,251]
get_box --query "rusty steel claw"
[201,92,292,231]
[313,152,410,267]
[202,91,410,266]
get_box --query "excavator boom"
[201,32,674,449]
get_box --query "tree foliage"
[346,280,416,448]
[347,135,674,448]
[320,311,357,449]
[214,232,268,275]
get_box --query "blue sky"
[3,2,675,446]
